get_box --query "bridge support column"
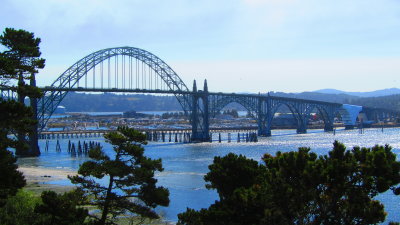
[257,121,269,136]
[258,97,271,137]
[265,99,272,137]
[297,126,307,134]
[29,73,40,156]
[345,125,355,130]
[16,72,40,156]
[324,111,335,132]
[296,116,307,134]
[191,80,210,142]
[324,123,334,132]
[257,98,268,136]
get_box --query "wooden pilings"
[144,131,258,143]
[66,140,100,157]
[40,130,258,147]
[145,131,192,143]
[43,139,101,157]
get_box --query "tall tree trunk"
[99,175,115,225]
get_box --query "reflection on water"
[18,128,400,223]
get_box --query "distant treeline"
[272,92,400,111]
[61,92,181,112]
[346,94,400,110]
[59,92,400,112]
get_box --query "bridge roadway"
[2,46,399,154]
[39,85,348,138]
[39,85,369,137]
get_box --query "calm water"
[18,128,400,223]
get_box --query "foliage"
[0,145,26,207]
[178,141,400,225]
[0,190,40,225]
[0,27,45,83]
[0,98,36,152]
[348,94,400,112]
[69,126,169,225]
[33,190,89,225]
[62,92,181,112]
[273,91,400,112]
[0,189,89,225]
[0,27,44,100]
[60,90,400,113]
[0,27,45,156]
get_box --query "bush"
[178,141,400,225]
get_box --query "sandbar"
[18,166,77,193]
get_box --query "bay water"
[17,128,400,223]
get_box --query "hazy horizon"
[1,0,399,93]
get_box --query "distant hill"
[270,91,360,104]
[272,90,400,111]
[346,94,400,111]
[313,89,347,95]
[314,88,400,98]
[61,92,181,112]
[59,90,400,113]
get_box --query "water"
[18,128,400,223]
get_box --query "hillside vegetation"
[61,92,181,112]
[273,92,400,111]
[59,92,400,112]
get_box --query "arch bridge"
[2,46,399,144]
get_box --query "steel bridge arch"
[268,101,304,130]
[38,46,192,130]
[303,104,338,131]
[209,95,259,118]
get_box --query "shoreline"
[18,166,77,194]
[17,166,175,224]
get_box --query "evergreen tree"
[0,190,39,224]
[33,190,89,225]
[0,146,26,207]
[69,126,169,224]
[178,141,400,225]
[0,27,45,156]
[0,190,89,225]
[0,98,35,153]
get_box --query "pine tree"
[0,27,45,156]
[178,141,400,225]
[0,146,26,207]
[33,190,89,225]
[69,126,169,224]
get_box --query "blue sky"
[1,0,400,93]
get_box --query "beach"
[18,166,77,194]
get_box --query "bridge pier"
[324,123,334,132]
[257,98,272,137]
[257,98,267,136]
[323,111,335,132]
[257,122,271,136]
[257,127,271,136]
[296,127,307,134]
[191,80,211,142]
[296,117,307,134]
[257,118,269,136]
